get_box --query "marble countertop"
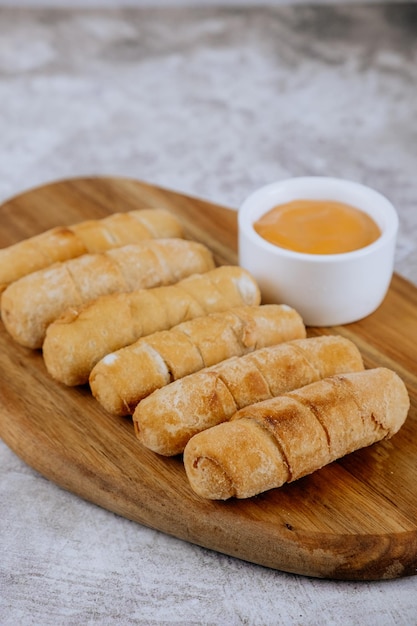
[1,4,417,625]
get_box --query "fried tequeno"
[89,304,306,415]
[133,335,364,456]
[43,266,261,386]
[1,239,214,349]
[0,209,183,292]
[183,368,410,500]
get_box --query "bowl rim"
[238,176,399,263]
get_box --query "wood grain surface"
[0,176,416,581]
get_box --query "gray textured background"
[1,4,417,625]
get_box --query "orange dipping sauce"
[253,199,381,255]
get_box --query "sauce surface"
[254,199,381,255]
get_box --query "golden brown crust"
[183,368,410,500]
[184,418,290,500]
[0,209,183,292]
[0,228,86,294]
[1,239,214,349]
[89,304,306,415]
[133,335,364,456]
[43,266,261,386]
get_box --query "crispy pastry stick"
[133,335,364,456]
[89,304,306,415]
[1,239,214,349]
[183,368,410,500]
[43,266,261,386]
[0,209,183,292]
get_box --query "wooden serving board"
[1,176,417,581]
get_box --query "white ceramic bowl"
[238,176,399,326]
